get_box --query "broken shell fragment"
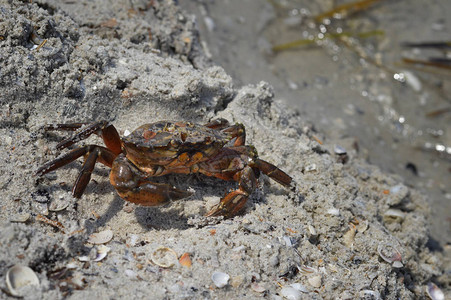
[93,245,110,262]
[343,224,357,248]
[49,199,69,212]
[307,274,322,288]
[151,246,178,268]
[178,252,192,267]
[377,244,403,268]
[251,282,266,293]
[211,271,230,288]
[280,286,302,300]
[6,265,40,297]
[426,282,444,300]
[383,208,405,222]
[87,229,113,244]
[10,213,30,223]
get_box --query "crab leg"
[35,145,117,198]
[110,154,193,206]
[253,158,292,187]
[205,166,257,217]
[45,121,122,155]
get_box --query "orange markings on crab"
[143,130,157,140]
[35,120,293,218]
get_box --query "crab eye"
[143,130,156,140]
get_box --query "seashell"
[178,252,192,268]
[343,224,356,248]
[426,282,444,300]
[78,256,90,262]
[360,290,382,300]
[280,286,302,300]
[307,224,317,236]
[66,263,77,269]
[48,199,69,212]
[356,220,369,233]
[307,274,322,288]
[211,271,230,288]
[93,245,110,262]
[87,229,113,244]
[334,145,347,155]
[151,246,178,268]
[383,209,405,222]
[298,265,316,274]
[305,164,317,172]
[6,265,40,297]
[326,208,340,216]
[387,184,409,206]
[251,282,266,293]
[290,283,309,293]
[377,244,403,268]
[10,213,30,223]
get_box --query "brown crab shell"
[122,121,229,167]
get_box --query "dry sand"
[0,0,448,299]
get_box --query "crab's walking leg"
[205,166,257,218]
[45,121,122,155]
[254,158,292,187]
[110,154,193,206]
[35,145,117,198]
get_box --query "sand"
[0,0,447,299]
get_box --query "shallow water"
[182,0,451,247]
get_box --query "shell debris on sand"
[93,245,111,262]
[151,246,178,268]
[6,265,40,297]
[426,282,445,300]
[280,286,302,300]
[178,252,192,267]
[87,229,113,244]
[211,271,230,288]
[377,243,403,268]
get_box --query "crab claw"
[115,181,193,206]
[205,190,248,218]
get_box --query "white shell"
[93,245,110,262]
[48,199,69,211]
[307,274,322,288]
[6,265,40,297]
[280,286,302,300]
[426,282,444,300]
[151,246,178,268]
[326,208,340,216]
[383,209,405,221]
[211,271,230,288]
[290,283,309,293]
[377,244,403,268]
[10,213,30,223]
[87,229,113,244]
[251,282,266,293]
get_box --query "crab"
[35,119,292,217]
